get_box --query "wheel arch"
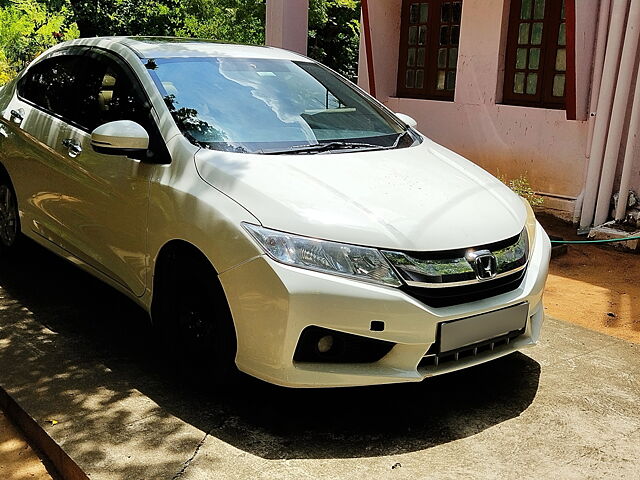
[0,162,11,182]
[150,239,230,322]
[150,238,240,382]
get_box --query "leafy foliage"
[1,0,361,86]
[63,0,266,42]
[175,0,266,45]
[0,0,78,84]
[498,173,544,207]
[309,0,360,81]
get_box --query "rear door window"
[18,53,99,129]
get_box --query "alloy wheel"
[178,306,215,352]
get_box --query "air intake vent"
[419,327,526,369]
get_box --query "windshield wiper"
[259,130,413,155]
[260,141,388,155]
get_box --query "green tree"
[1,0,361,86]
[0,0,78,84]
[175,0,265,45]
[0,0,266,85]
[61,0,264,43]
[308,0,360,81]
[64,0,184,37]
[0,51,14,85]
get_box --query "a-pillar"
[265,0,309,55]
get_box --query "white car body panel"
[0,37,552,388]
[221,221,549,387]
[1,98,73,245]
[49,120,152,296]
[195,138,527,251]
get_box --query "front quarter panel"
[146,135,263,303]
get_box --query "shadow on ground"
[0,239,541,464]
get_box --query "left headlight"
[522,197,538,252]
[243,223,402,287]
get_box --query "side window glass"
[95,63,149,130]
[18,56,84,121]
[73,60,106,130]
[17,54,139,132]
[92,56,170,163]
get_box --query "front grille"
[383,230,528,307]
[402,269,526,307]
[418,327,526,369]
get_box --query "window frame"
[17,47,96,132]
[86,48,172,164]
[84,49,152,129]
[17,47,171,164]
[396,0,463,101]
[502,0,568,109]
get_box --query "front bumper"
[219,224,551,388]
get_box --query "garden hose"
[550,235,640,245]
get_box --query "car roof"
[65,36,312,62]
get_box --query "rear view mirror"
[91,120,149,155]
[395,113,418,129]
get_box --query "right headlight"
[243,223,402,287]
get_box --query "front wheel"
[0,178,20,254]
[153,252,239,387]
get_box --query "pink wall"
[266,0,309,55]
[359,0,403,100]
[574,0,599,121]
[358,0,601,215]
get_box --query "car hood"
[194,138,527,251]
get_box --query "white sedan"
[0,37,550,387]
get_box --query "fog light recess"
[293,326,395,363]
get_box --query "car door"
[1,51,88,246]
[52,50,170,297]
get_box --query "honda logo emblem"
[465,249,497,280]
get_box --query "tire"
[153,250,239,387]
[0,175,20,255]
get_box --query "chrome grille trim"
[382,229,529,289]
[403,263,527,288]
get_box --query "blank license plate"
[439,302,529,352]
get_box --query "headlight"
[521,197,538,252]
[243,223,402,287]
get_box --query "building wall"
[265,0,309,54]
[358,0,606,215]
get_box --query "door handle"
[10,109,24,124]
[62,138,82,157]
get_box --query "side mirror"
[395,112,418,129]
[91,120,149,155]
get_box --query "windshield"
[145,57,418,154]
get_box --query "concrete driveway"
[0,239,639,480]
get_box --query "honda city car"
[0,37,550,387]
